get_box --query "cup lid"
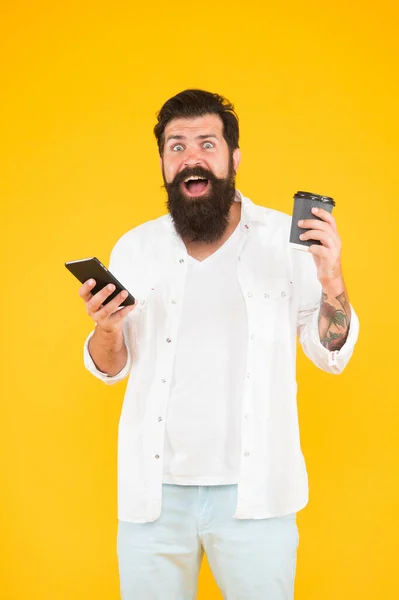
[294,191,335,206]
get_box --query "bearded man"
[80,89,359,600]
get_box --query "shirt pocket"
[252,277,292,342]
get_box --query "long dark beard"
[163,156,236,243]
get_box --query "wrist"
[321,276,346,299]
[95,324,124,348]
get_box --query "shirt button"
[155,454,160,459]
[161,378,166,383]
[171,299,177,304]
[244,413,250,419]
[264,293,270,299]
[166,338,172,343]
[158,417,162,422]
[238,255,241,262]
[246,373,251,379]
[140,299,145,305]
[244,452,250,457]
[179,258,185,263]
[250,333,255,340]
[247,292,253,298]
[281,291,286,297]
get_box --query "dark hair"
[154,89,239,155]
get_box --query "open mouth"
[182,175,210,197]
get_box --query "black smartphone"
[65,257,135,306]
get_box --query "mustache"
[170,166,219,187]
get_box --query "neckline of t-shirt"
[187,222,241,266]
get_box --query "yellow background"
[2,0,398,598]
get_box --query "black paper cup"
[289,191,335,251]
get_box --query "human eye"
[172,144,184,152]
[203,141,214,149]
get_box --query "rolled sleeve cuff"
[308,304,360,373]
[83,328,133,385]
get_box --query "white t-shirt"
[162,225,248,485]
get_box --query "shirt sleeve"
[295,252,360,375]
[82,237,134,385]
[83,321,133,385]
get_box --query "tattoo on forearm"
[318,290,351,351]
[336,291,350,316]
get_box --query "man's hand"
[298,207,352,351]
[298,206,343,294]
[79,279,136,334]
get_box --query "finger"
[300,229,338,249]
[311,207,338,233]
[107,302,136,325]
[79,278,96,302]
[298,218,331,231]
[308,244,331,259]
[92,289,131,320]
[87,283,118,314]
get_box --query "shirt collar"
[234,190,269,227]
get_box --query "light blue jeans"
[117,484,299,600]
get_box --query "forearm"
[88,326,128,376]
[318,280,352,351]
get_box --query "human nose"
[183,147,202,168]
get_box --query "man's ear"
[232,148,241,173]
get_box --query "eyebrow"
[165,133,219,143]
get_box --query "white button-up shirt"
[83,192,359,523]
